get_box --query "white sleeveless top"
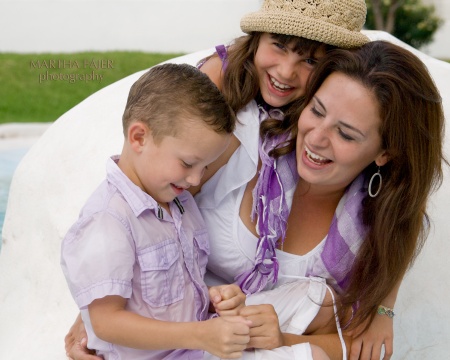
[195,101,327,289]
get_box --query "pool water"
[0,147,30,250]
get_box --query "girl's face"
[254,33,326,108]
[296,72,389,193]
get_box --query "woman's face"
[296,72,389,193]
[254,33,326,108]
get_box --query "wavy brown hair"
[265,40,447,331]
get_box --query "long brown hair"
[267,40,447,330]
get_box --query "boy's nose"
[186,171,202,187]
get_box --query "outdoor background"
[0,0,262,241]
[1,1,449,241]
[0,1,450,359]
[0,0,448,57]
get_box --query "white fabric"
[205,343,314,360]
[1,31,450,359]
[246,278,326,335]
[205,279,326,360]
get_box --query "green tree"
[365,0,443,49]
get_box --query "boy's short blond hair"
[122,63,235,142]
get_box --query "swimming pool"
[0,147,30,250]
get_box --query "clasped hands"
[209,284,284,351]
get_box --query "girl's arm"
[347,281,401,360]
[88,295,252,358]
[198,54,224,90]
[188,134,241,196]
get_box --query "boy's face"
[130,118,230,205]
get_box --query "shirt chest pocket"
[138,240,185,307]
[193,230,210,279]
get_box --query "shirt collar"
[105,155,188,218]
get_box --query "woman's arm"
[239,304,350,360]
[88,295,252,358]
[65,313,102,360]
[283,333,351,360]
[348,280,401,360]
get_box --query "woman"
[248,39,446,357]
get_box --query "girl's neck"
[255,92,288,112]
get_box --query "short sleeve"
[61,210,135,309]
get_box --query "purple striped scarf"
[235,106,367,295]
[235,106,296,294]
[306,174,367,294]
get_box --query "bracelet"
[377,305,395,318]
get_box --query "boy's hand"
[209,284,246,316]
[201,316,251,359]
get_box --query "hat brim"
[240,11,370,49]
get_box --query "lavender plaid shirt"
[61,156,209,360]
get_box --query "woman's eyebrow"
[314,96,366,138]
[338,121,366,138]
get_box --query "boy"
[61,63,250,359]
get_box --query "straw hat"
[240,0,370,49]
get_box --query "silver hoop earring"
[368,167,382,198]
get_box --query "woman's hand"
[347,314,393,360]
[239,304,283,350]
[65,314,102,360]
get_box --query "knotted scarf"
[235,105,367,295]
[235,105,296,294]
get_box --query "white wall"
[1,0,448,58]
[423,0,450,59]
[0,0,261,54]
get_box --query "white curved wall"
[0,31,450,359]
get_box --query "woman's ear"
[375,150,390,167]
[127,122,150,152]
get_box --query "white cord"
[323,282,347,360]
